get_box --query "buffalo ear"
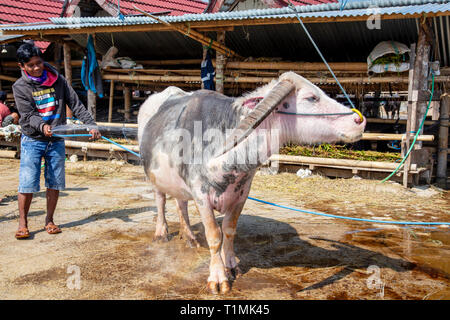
[220,79,295,156]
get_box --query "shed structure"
[0,0,449,186]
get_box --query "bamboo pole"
[108,80,114,123]
[270,154,417,171]
[226,61,367,71]
[362,133,434,142]
[436,93,449,188]
[64,140,139,153]
[96,122,138,128]
[133,5,243,59]
[0,75,17,82]
[63,42,73,119]
[102,73,450,84]
[367,118,436,126]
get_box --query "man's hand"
[89,128,101,141]
[43,124,52,137]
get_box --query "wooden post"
[87,90,96,121]
[403,43,416,187]
[403,18,433,187]
[215,31,226,94]
[436,93,449,188]
[53,43,62,73]
[108,80,114,123]
[201,45,207,90]
[123,86,131,121]
[63,42,73,119]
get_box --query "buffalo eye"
[305,95,319,103]
[282,102,289,109]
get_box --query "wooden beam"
[4,12,449,36]
[1,60,83,68]
[133,5,243,59]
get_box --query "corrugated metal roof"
[1,0,449,32]
[61,15,448,67]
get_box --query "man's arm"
[12,83,46,134]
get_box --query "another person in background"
[12,42,101,239]
[0,91,19,127]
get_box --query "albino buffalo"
[138,72,366,294]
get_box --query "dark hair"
[0,91,6,102]
[17,43,42,65]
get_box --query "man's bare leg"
[45,188,59,226]
[18,192,33,230]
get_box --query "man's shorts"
[18,134,66,193]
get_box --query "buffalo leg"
[176,199,200,248]
[153,190,168,242]
[221,201,245,280]
[195,199,230,294]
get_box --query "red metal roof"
[0,1,208,25]
[107,0,208,16]
[0,0,64,24]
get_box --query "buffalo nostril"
[354,115,363,125]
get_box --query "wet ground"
[0,158,448,300]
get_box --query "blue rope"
[247,196,450,226]
[53,134,141,158]
[286,0,356,110]
[53,133,449,227]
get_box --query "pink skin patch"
[242,97,263,109]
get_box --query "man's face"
[19,56,44,78]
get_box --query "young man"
[0,91,19,127]
[13,42,101,239]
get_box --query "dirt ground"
[0,157,448,300]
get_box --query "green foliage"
[372,53,408,67]
[280,143,402,162]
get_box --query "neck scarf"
[26,69,48,84]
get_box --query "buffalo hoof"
[207,281,231,294]
[220,281,231,294]
[226,267,242,280]
[207,281,219,295]
[179,233,200,248]
[153,234,169,243]
[185,238,200,248]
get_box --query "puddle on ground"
[343,225,450,280]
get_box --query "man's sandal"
[15,227,30,239]
[45,223,62,235]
